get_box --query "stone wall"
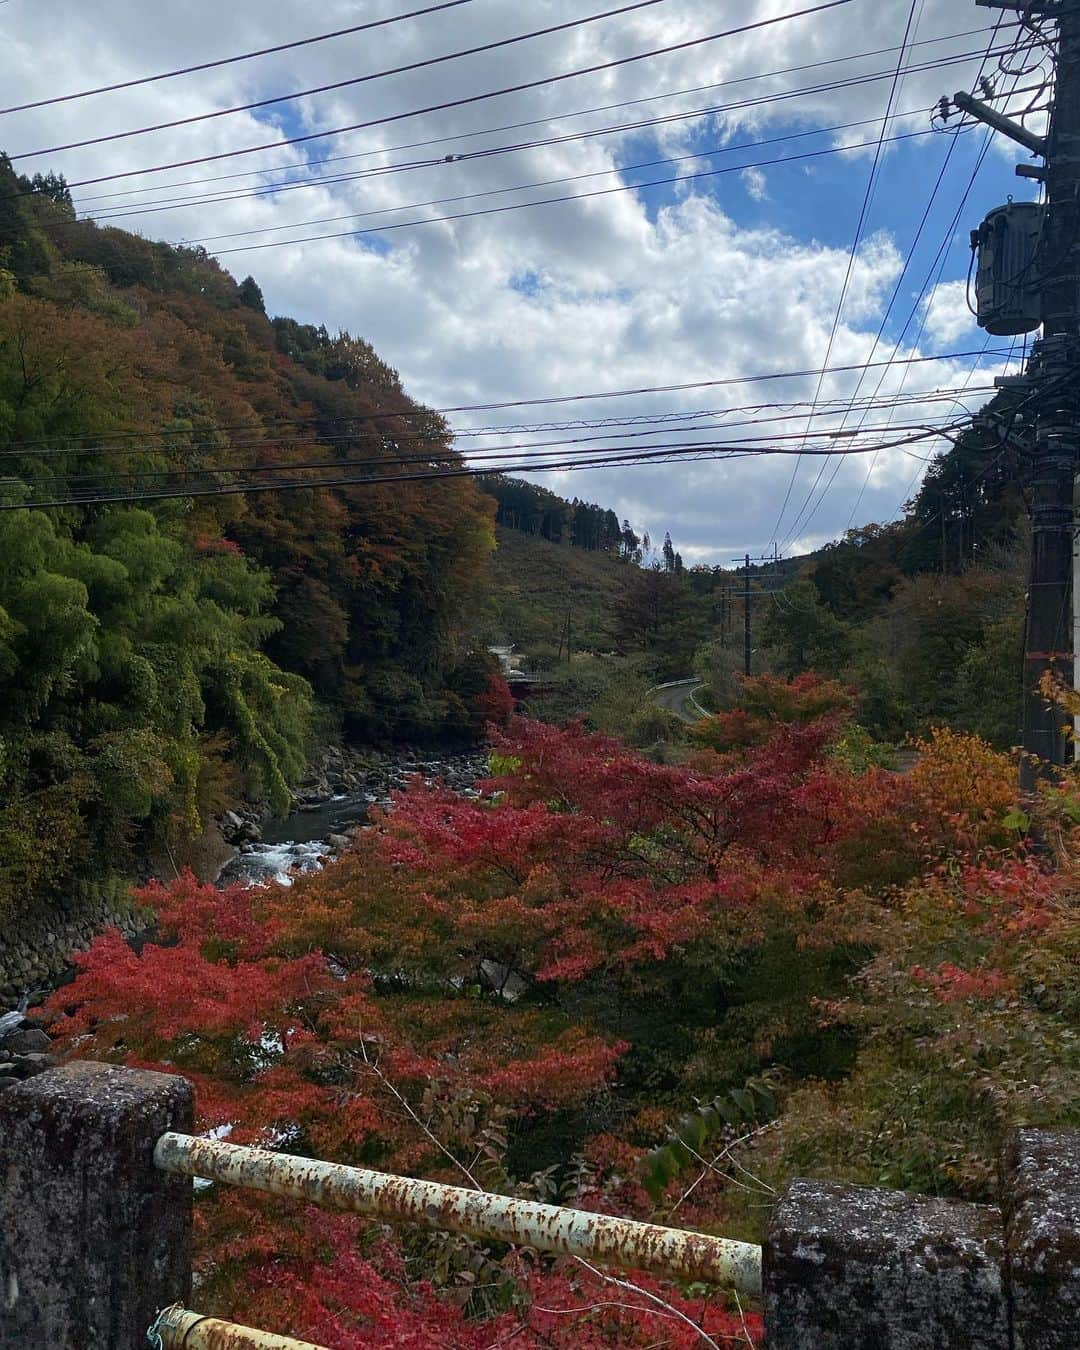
[0,890,147,1004]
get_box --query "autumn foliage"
[44,678,1080,1344]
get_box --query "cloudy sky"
[2,0,1048,562]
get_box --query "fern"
[641,1076,778,1201]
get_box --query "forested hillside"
[0,154,498,926]
[760,395,1030,748]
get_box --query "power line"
[0,0,478,117]
[14,419,958,489]
[151,118,937,248]
[100,79,1041,249]
[201,128,945,257]
[0,425,961,513]
[769,0,920,551]
[10,0,675,159]
[780,10,1026,548]
[71,42,1030,224]
[67,24,1010,210]
[827,36,1031,540]
[27,0,856,186]
[0,395,992,467]
[0,349,1013,455]
[0,387,989,465]
[837,130,1000,535]
[828,16,1020,539]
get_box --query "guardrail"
[1,1061,1077,1350]
[149,1305,321,1350]
[154,1132,762,1293]
[647,676,710,723]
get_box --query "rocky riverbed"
[216,745,488,886]
[0,745,492,1086]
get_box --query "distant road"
[651,677,708,724]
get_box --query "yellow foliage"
[908,727,1017,857]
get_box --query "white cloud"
[921,278,977,347]
[1,0,1028,560]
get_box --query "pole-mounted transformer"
[970,200,1045,336]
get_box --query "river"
[216,750,488,887]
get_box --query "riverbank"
[0,743,489,1005]
[218,745,487,885]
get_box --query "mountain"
[0,153,498,929]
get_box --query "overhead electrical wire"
[888,334,999,525]
[16,0,858,185]
[778,9,1021,548]
[66,24,1013,210]
[1,425,963,514]
[15,420,962,491]
[196,130,950,257]
[0,349,1013,456]
[836,130,1000,535]
[165,123,938,249]
[768,0,921,551]
[0,0,480,116]
[100,84,1048,247]
[826,16,1021,538]
[10,0,678,159]
[0,395,993,471]
[827,46,1031,537]
[68,43,1037,225]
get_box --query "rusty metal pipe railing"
[154,1132,763,1294]
[150,1306,325,1350]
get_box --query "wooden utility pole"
[743,553,752,677]
[556,609,572,664]
[957,1,1080,782]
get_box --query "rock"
[11,1052,54,1078]
[222,810,243,831]
[0,1027,51,1055]
[326,834,351,851]
[478,960,529,1004]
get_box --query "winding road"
[651,677,708,724]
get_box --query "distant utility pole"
[732,552,782,677]
[951,0,1080,784]
[556,608,572,664]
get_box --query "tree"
[43,687,1079,1342]
[237,275,265,313]
[761,580,852,677]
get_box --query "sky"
[1,0,1052,564]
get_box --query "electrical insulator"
[971,201,1045,336]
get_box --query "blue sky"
[3,0,1046,562]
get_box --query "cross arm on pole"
[975,0,1065,14]
[952,91,1049,156]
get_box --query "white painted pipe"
[154,1133,762,1294]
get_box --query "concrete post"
[0,1060,194,1350]
[1004,1128,1080,1349]
[763,1178,1009,1349]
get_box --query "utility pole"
[730,551,783,677]
[941,487,949,575]
[953,1,1080,783]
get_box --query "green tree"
[762,580,852,677]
